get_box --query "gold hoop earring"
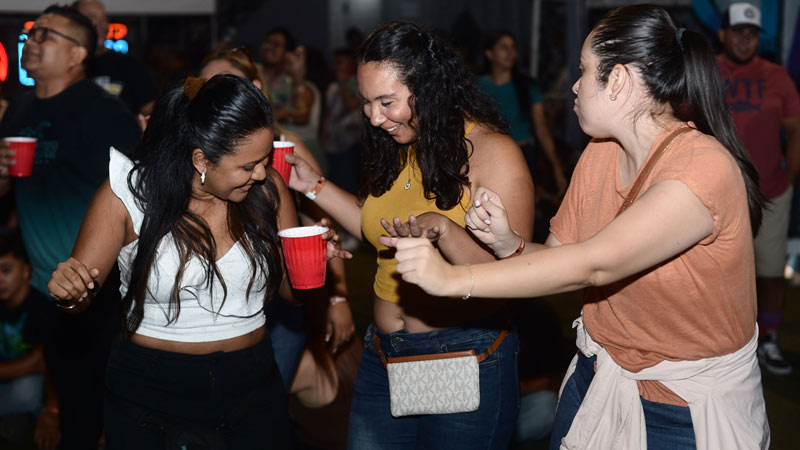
[201,171,206,185]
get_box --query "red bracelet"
[499,232,525,259]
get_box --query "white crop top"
[108,148,267,342]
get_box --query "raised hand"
[378,213,444,243]
[284,152,322,193]
[465,188,520,257]
[317,218,353,261]
[382,237,465,298]
[47,257,100,313]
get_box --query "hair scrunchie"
[184,76,206,101]
[676,27,686,48]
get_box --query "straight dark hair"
[122,74,282,336]
[482,30,536,125]
[591,4,765,235]
[357,21,507,210]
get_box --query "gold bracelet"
[462,263,476,300]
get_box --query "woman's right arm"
[284,152,364,239]
[47,180,129,309]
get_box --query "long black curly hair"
[356,21,507,210]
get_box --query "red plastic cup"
[5,137,37,177]
[271,141,295,185]
[278,226,328,289]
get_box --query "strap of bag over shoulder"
[616,125,692,217]
[373,327,509,369]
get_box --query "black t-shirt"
[0,288,57,362]
[91,50,157,115]
[0,79,141,295]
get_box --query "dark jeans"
[104,333,289,449]
[43,268,120,450]
[550,353,696,450]
[347,322,520,450]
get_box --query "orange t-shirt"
[550,122,757,405]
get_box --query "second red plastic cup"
[278,225,328,289]
[271,141,295,185]
[5,137,37,178]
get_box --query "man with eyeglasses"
[0,4,140,449]
[717,2,800,377]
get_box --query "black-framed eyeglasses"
[20,27,82,47]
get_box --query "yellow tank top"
[361,123,476,303]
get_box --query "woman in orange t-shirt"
[387,5,769,450]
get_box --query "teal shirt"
[476,75,543,143]
[0,80,140,296]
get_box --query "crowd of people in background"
[0,1,796,449]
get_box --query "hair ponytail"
[592,4,765,236]
[679,29,765,235]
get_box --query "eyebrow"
[360,93,396,102]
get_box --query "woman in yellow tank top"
[286,22,534,449]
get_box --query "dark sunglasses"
[20,27,82,47]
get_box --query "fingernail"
[88,282,95,289]
[484,219,491,225]
[483,193,489,201]
[485,228,490,232]
[475,200,481,207]
[82,292,88,298]
[325,334,331,342]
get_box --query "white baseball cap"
[725,2,762,29]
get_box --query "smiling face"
[719,25,759,65]
[357,61,416,144]
[199,127,275,202]
[571,34,611,137]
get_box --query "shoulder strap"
[615,126,692,217]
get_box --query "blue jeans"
[347,323,519,450]
[0,374,44,416]
[550,354,696,450]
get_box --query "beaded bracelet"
[499,231,526,259]
[462,263,476,300]
[305,177,327,200]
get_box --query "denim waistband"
[368,316,512,357]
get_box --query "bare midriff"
[372,295,503,334]
[130,325,266,354]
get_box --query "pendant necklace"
[404,160,413,190]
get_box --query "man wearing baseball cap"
[717,1,800,376]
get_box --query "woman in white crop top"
[46,74,349,449]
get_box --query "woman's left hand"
[378,213,445,246]
[318,218,353,261]
[382,237,461,297]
